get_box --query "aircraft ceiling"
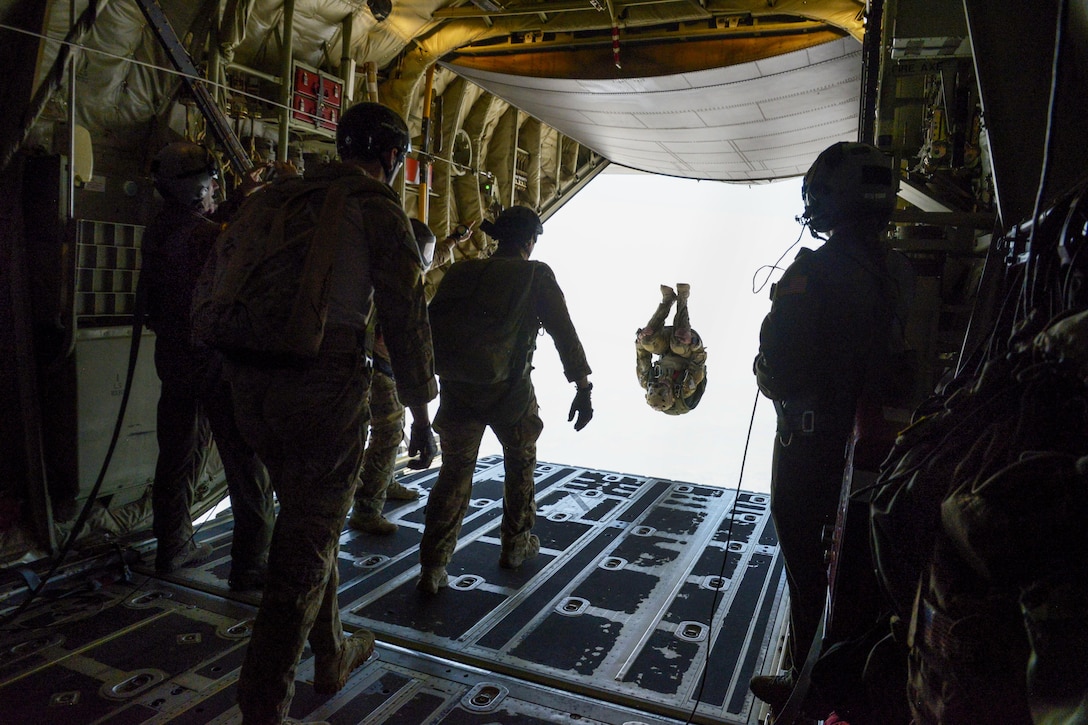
[11,0,870,183]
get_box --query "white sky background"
[470,169,808,495]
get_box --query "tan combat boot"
[313,630,376,694]
[417,566,449,594]
[386,480,420,501]
[348,510,398,535]
[156,541,214,574]
[499,534,540,569]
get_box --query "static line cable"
[685,387,762,725]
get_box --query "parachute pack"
[191,174,387,361]
[428,258,538,384]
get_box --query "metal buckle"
[801,410,815,434]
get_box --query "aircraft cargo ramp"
[0,457,786,725]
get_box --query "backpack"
[428,258,538,384]
[191,173,386,361]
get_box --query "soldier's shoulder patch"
[775,274,808,297]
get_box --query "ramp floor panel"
[0,457,784,724]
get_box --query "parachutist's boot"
[749,672,794,709]
[156,541,214,574]
[348,510,398,535]
[499,534,541,569]
[313,631,376,694]
[228,563,267,592]
[676,283,690,301]
[640,287,677,342]
[386,480,420,501]
[417,566,449,594]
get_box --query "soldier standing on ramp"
[202,102,437,724]
[418,205,594,594]
[141,141,275,589]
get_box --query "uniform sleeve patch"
[776,275,807,297]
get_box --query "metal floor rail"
[0,456,786,724]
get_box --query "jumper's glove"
[568,383,594,431]
[407,421,438,469]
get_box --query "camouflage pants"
[637,296,702,360]
[353,369,404,518]
[152,335,273,572]
[420,397,543,568]
[228,348,371,725]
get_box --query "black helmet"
[151,142,218,209]
[480,205,543,246]
[410,217,437,270]
[336,102,411,167]
[802,142,898,234]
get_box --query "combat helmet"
[802,142,898,234]
[645,382,675,412]
[480,205,543,246]
[151,142,218,209]
[336,102,411,177]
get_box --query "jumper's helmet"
[410,218,437,271]
[645,382,675,412]
[336,102,411,176]
[480,205,543,246]
[802,142,898,234]
[151,142,218,210]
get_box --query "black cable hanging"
[683,388,762,725]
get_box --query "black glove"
[568,383,594,431]
[407,421,438,469]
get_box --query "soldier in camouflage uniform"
[141,142,275,589]
[349,220,473,535]
[636,283,707,415]
[417,206,593,594]
[227,103,437,725]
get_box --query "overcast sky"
[470,169,809,495]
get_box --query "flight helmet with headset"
[802,142,898,235]
[151,141,219,211]
[336,101,412,181]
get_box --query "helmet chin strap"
[378,149,405,185]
